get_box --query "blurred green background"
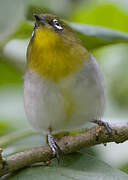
[1,0,128,178]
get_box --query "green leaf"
[0,58,22,86]
[7,152,128,180]
[0,129,35,148]
[70,22,128,49]
[71,2,128,33]
[0,119,11,136]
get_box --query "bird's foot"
[48,134,61,162]
[92,119,112,134]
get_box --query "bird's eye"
[51,19,63,31]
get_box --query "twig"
[0,123,128,177]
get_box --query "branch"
[0,123,128,177]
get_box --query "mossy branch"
[0,123,128,177]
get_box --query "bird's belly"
[24,57,105,135]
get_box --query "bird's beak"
[33,14,47,25]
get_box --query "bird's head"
[27,14,90,82]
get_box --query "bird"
[24,14,111,159]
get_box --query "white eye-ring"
[52,19,63,30]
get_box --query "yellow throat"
[27,26,89,82]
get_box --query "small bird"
[24,14,110,158]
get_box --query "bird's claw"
[92,119,112,134]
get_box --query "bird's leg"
[91,119,112,134]
[47,134,61,162]
[47,128,61,162]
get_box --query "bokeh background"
[0,0,128,176]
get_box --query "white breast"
[24,56,105,135]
